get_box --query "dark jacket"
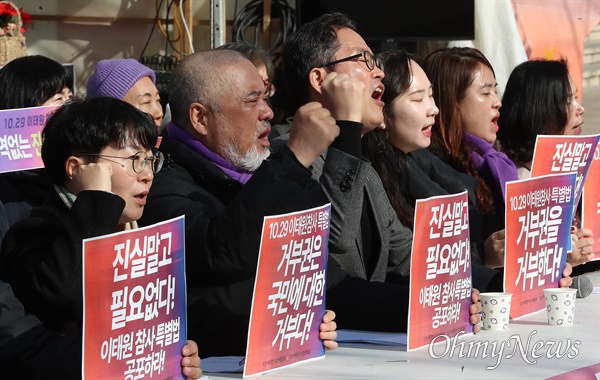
[0,280,80,379]
[427,143,506,241]
[139,135,332,357]
[139,135,411,357]
[408,149,483,261]
[0,169,52,247]
[0,190,124,335]
[408,149,503,291]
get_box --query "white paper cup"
[480,292,512,331]
[544,288,577,326]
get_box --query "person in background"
[0,55,74,247]
[216,42,291,138]
[138,49,339,357]
[361,50,504,290]
[497,58,594,267]
[497,59,585,176]
[0,55,73,109]
[216,42,275,85]
[87,58,164,129]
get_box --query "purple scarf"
[463,132,518,200]
[167,122,253,184]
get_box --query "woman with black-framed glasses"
[0,95,158,325]
[78,150,165,175]
[0,97,202,379]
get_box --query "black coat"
[0,280,80,379]
[408,149,483,261]
[139,136,412,357]
[408,149,503,291]
[139,136,333,357]
[0,169,52,248]
[0,190,124,336]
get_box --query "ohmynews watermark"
[428,330,581,370]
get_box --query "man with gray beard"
[139,49,339,358]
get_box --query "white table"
[203,272,600,379]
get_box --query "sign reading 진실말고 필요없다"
[82,216,187,379]
[408,190,473,350]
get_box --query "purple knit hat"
[86,59,156,100]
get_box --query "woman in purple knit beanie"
[87,58,163,128]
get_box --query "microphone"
[570,276,594,299]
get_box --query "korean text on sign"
[408,191,473,350]
[244,204,331,377]
[82,216,186,380]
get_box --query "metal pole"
[210,0,225,48]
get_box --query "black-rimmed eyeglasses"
[80,151,164,174]
[320,51,381,72]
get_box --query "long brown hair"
[422,47,494,214]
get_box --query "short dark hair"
[42,97,158,185]
[216,42,275,82]
[497,59,571,164]
[281,12,356,108]
[0,55,73,110]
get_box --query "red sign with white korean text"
[82,216,187,379]
[244,204,330,378]
[582,141,600,257]
[504,173,575,318]
[407,191,472,351]
[0,105,58,173]
[531,134,600,212]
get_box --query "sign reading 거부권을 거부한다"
[243,204,330,378]
[407,190,473,351]
[0,105,58,173]
[582,141,600,257]
[82,216,187,379]
[504,173,575,319]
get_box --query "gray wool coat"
[272,135,413,282]
[309,146,413,281]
